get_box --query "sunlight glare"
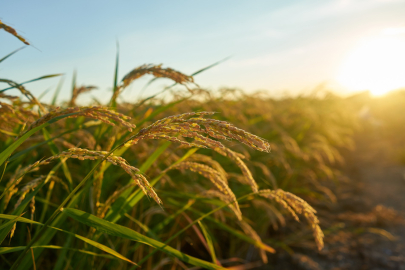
[337,35,405,96]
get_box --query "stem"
[10,137,133,270]
[133,193,253,268]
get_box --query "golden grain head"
[201,189,242,220]
[121,64,194,88]
[259,189,324,250]
[129,111,270,153]
[17,148,162,205]
[0,19,30,45]
[70,85,98,106]
[21,106,136,138]
[168,161,241,220]
[237,220,270,263]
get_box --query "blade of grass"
[71,70,76,98]
[110,41,119,108]
[10,133,135,270]
[0,246,116,259]
[0,111,85,167]
[38,179,55,224]
[132,192,254,269]
[37,87,52,101]
[0,162,62,244]
[152,199,195,233]
[8,120,101,162]
[0,179,46,244]
[198,220,217,264]
[0,47,25,64]
[51,77,64,106]
[104,141,171,222]
[14,187,86,270]
[0,212,25,231]
[0,74,63,92]
[96,97,190,180]
[0,214,136,265]
[62,208,224,270]
[168,199,275,254]
[0,128,18,137]
[52,234,73,270]
[123,214,159,240]
[105,147,198,223]
[42,128,73,189]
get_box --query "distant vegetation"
[1,19,403,269]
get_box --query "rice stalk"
[0,79,45,113]
[259,189,324,250]
[69,85,97,106]
[237,220,268,263]
[0,19,30,45]
[20,106,136,138]
[18,148,162,205]
[168,161,242,221]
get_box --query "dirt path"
[272,130,405,270]
[334,132,405,270]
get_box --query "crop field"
[1,20,405,270]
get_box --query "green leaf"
[0,214,136,266]
[62,208,225,270]
[104,141,171,222]
[140,141,171,173]
[37,87,52,101]
[52,235,73,270]
[198,221,217,264]
[169,200,275,254]
[0,212,26,231]
[71,70,77,98]
[0,112,82,167]
[0,74,63,92]
[51,77,64,105]
[11,145,121,270]
[124,214,159,240]
[13,188,86,270]
[0,178,47,244]
[0,246,115,259]
[190,56,231,77]
[105,147,198,223]
[0,161,63,244]
[152,199,195,233]
[8,120,101,162]
[110,41,120,108]
[42,128,73,188]
[0,214,40,225]
[0,47,25,64]
[97,97,190,178]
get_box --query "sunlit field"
[1,19,405,270]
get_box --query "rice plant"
[0,20,351,270]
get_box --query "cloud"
[270,0,401,24]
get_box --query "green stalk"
[9,135,133,269]
[133,192,253,268]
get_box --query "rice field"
[1,20,405,270]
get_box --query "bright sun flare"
[337,34,405,96]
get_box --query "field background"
[1,21,405,270]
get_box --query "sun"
[337,34,405,96]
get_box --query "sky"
[1,0,405,103]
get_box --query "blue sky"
[1,0,405,103]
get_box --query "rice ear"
[121,64,194,88]
[0,19,30,45]
[259,189,324,250]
